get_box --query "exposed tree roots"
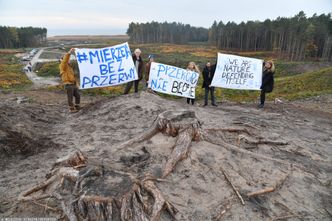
[19,110,290,220]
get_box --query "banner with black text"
[148,62,199,98]
[211,53,263,90]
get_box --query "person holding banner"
[59,48,81,113]
[145,54,154,88]
[186,61,200,105]
[259,60,275,108]
[124,48,144,95]
[202,62,217,106]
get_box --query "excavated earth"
[0,90,331,221]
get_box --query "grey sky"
[0,0,331,36]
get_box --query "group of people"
[24,62,32,72]
[59,48,275,113]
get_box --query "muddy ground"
[0,90,331,220]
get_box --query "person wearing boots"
[59,48,80,113]
[202,61,217,106]
[259,60,275,108]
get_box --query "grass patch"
[207,67,332,102]
[47,83,125,97]
[133,43,217,68]
[35,61,60,77]
[0,50,31,89]
[38,51,63,60]
[274,61,332,77]
[271,67,332,100]
[81,85,124,96]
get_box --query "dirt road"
[0,90,331,220]
[23,48,60,89]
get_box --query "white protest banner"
[211,53,263,90]
[148,62,199,98]
[75,42,138,89]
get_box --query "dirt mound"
[0,101,62,158]
[0,91,331,220]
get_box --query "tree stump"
[18,110,289,220]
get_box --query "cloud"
[0,14,132,29]
[1,0,331,35]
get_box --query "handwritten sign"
[148,62,199,98]
[211,53,263,90]
[75,42,138,89]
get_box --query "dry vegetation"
[1,41,331,102]
[0,49,31,88]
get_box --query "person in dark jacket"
[259,60,275,108]
[124,48,144,94]
[27,62,32,72]
[202,62,217,106]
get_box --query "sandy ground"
[0,90,331,220]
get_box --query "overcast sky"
[0,0,331,36]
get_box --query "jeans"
[204,87,216,105]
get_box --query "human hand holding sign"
[69,48,75,54]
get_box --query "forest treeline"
[127,12,332,61]
[0,26,47,48]
[127,21,208,44]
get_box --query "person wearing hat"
[124,48,144,94]
[145,54,155,87]
[259,60,275,108]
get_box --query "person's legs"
[191,98,195,105]
[134,80,139,93]
[124,82,133,94]
[204,87,209,105]
[211,87,217,106]
[259,90,266,108]
[73,86,80,109]
[65,84,75,110]
[187,98,190,104]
